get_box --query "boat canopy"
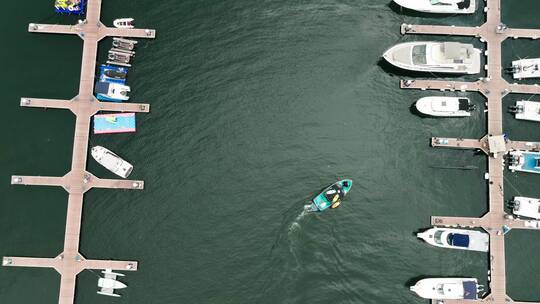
[449,233,470,248]
[95,82,110,94]
[463,281,478,300]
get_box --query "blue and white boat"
[417,227,489,252]
[305,180,352,212]
[95,82,130,102]
[99,65,128,84]
[508,150,540,174]
[410,278,481,300]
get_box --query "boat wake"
[288,209,309,234]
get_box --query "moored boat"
[510,196,540,220]
[508,150,540,174]
[383,41,481,74]
[95,82,130,102]
[509,100,540,122]
[113,18,135,29]
[99,64,128,84]
[415,96,475,117]
[91,146,133,178]
[55,0,85,14]
[393,0,475,14]
[410,278,480,300]
[417,227,489,252]
[511,58,540,79]
[305,180,352,212]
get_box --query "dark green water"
[1,0,540,303]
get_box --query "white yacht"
[417,227,489,252]
[97,269,127,297]
[91,146,133,178]
[415,96,475,117]
[511,196,540,220]
[509,100,540,122]
[512,58,540,79]
[410,278,480,300]
[393,0,476,14]
[383,41,481,74]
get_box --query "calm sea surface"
[1,0,540,303]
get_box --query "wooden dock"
[400,1,540,303]
[3,1,155,304]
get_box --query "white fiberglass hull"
[410,278,478,300]
[91,146,133,178]
[415,96,472,117]
[383,41,481,74]
[512,58,540,79]
[513,100,540,122]
[417,227,489,252]
[393,0,476,14]
[512,196,540,220]
[113,18,134,29]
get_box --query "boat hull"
[91,146,133,178]
[417,227,489,252]
[308,180,353,212]
[383,42,481,74]
[415,97,472,117]
[512,58,540,79]
[393,0,476,14]
[410,278,478,300]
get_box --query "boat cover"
[95,82,110,94]
[463,281,478,300]
[458,99,469,111]
[449,233,470,247]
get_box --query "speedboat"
[393,0,476,14]
[97,269,127,297]
[509,100,540,122]
[417,227,489,252]
[508,150,540,174]
[91,146,133,178]
[95,82,130,102]
[113,18,135,29]
[510,197,540,220]
[415,96,475,117]
[383,41,481,74]
[410,278,480,300]
[305,180,352,212]
[511,58,540,79]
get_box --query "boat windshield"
[448,233,470,248]
[434,230,444,245]
[412,45,427,65]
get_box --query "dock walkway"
[400,1,540,303]
[3,1,156,304]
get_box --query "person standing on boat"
[324,182,347,209]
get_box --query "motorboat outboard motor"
[508,105,524,113]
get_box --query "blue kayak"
[307,179,353,212]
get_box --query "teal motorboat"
[306,180,353,212]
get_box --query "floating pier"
[4,1,155,304]
[400,0,540,303]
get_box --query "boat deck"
[400,1,540,303]
[3,1,155,304]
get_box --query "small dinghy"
[417,227,489,252]
[510,196,540,220]
[383,41,481,74]
[415,96,475,117]
[113,18,134,29]
[95,82,130,102]
[393,0,475,14]
[107,50,133,67]
[91,146,133,178]
[508,150,540,174]
[410,278,481,300]
[305,180,352,212]
[509,100,540,122]
[510,58,540,79]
